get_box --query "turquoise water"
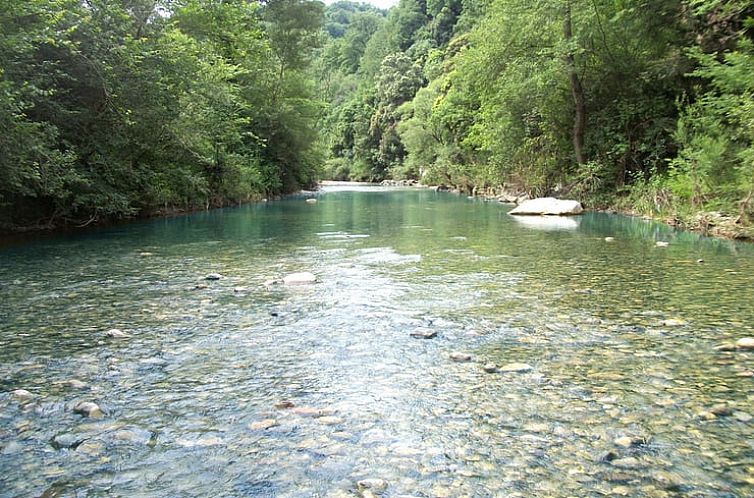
[1,185,753,497]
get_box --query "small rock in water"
[499,362,533,373]
[64,379,88,390]
[139,252,154,257]
[660,318,686,327]
[735,337,754,350]
[357,478,388,493]
[233,287,247,293]
[263,279,280,286]
[656,241,669,247]
[73,401,103,418]
[604,237,615,242]
[710,403,733,417]
[614,435,648,448]
[697,258,704,263]
[715,342,737,351]
[305,198,317,204]
[483,363,498,373]
[105,328,129,338]
[274,400,295,409]
[611,457,642,469]
[410,328,437,339]
[249,419,278,431]
[205,273,223,281]
[449,352,472,362]
[282,272,317,285]
[319,416,345,425]
[291,406,327,418]
[733,411,752,422]
[10,389,33,401]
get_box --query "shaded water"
[1,186,753,497]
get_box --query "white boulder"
[509,197,583,216]
[283,272,317,285]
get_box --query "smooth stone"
[483,363,498,373]
[249,419,278,430]
[697,258,704,263]
[282,272,317,285]
[233,287,247,293]
[10,389,33,401]
[715,343,737,351]
[319,416,345,425]
[710,403,732,416]
[736,337,754,349]
[611,457,642,469]
[656,241,669,247]
[263,279,280,286]
[105,328,129,338]
[64,379,88,390]
[733,411,753,422]
[291,406,327,418]
[604,237,615,242]
[274,400,295,409]
[73,401,103,418]
[509,197,583,215]
[614,436,647,448]
[51,433,86,450]
[449,352,472,362]
[410,328,437,339]
[499,362,533,373]
[305,198,318,204]
[357,478,388,493]
[660,318,685,327]
[138,252,154,257]
[205,273,223,280]
[614,436,633,448]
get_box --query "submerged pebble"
[73,401,102,418]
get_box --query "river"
[1,184,753,497]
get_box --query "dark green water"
[1,185,753,497]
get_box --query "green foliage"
[0,0,326,230]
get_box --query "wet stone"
[10,389,33,401]
[357,478,388,495]
[499,362,533,373]
[105,328,129,338]
[410,328,437,339]
[250,419,278,431]
[274,400,295,409]
[449,352,472,362]
[291,406,329,418]
[483,363,498,373]
[733,411,753,422]
[736,337,754,350]
[283,272,317,285]
[205,273,223,280]
[611,457,643,469]
[73,401,103,418]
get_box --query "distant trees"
[316,0,754,227]
[0,0,324,230]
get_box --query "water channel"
[1,184,753,497]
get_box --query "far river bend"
[1,184,753,497]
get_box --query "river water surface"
[1,185,754,497]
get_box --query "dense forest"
[1,0,754,235]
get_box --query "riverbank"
[446,183,754,242]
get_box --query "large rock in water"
[509,197,583,216]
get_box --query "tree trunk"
[564,2,586,165]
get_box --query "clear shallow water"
[1,186,753,497]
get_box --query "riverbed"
[1,185,753,497]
